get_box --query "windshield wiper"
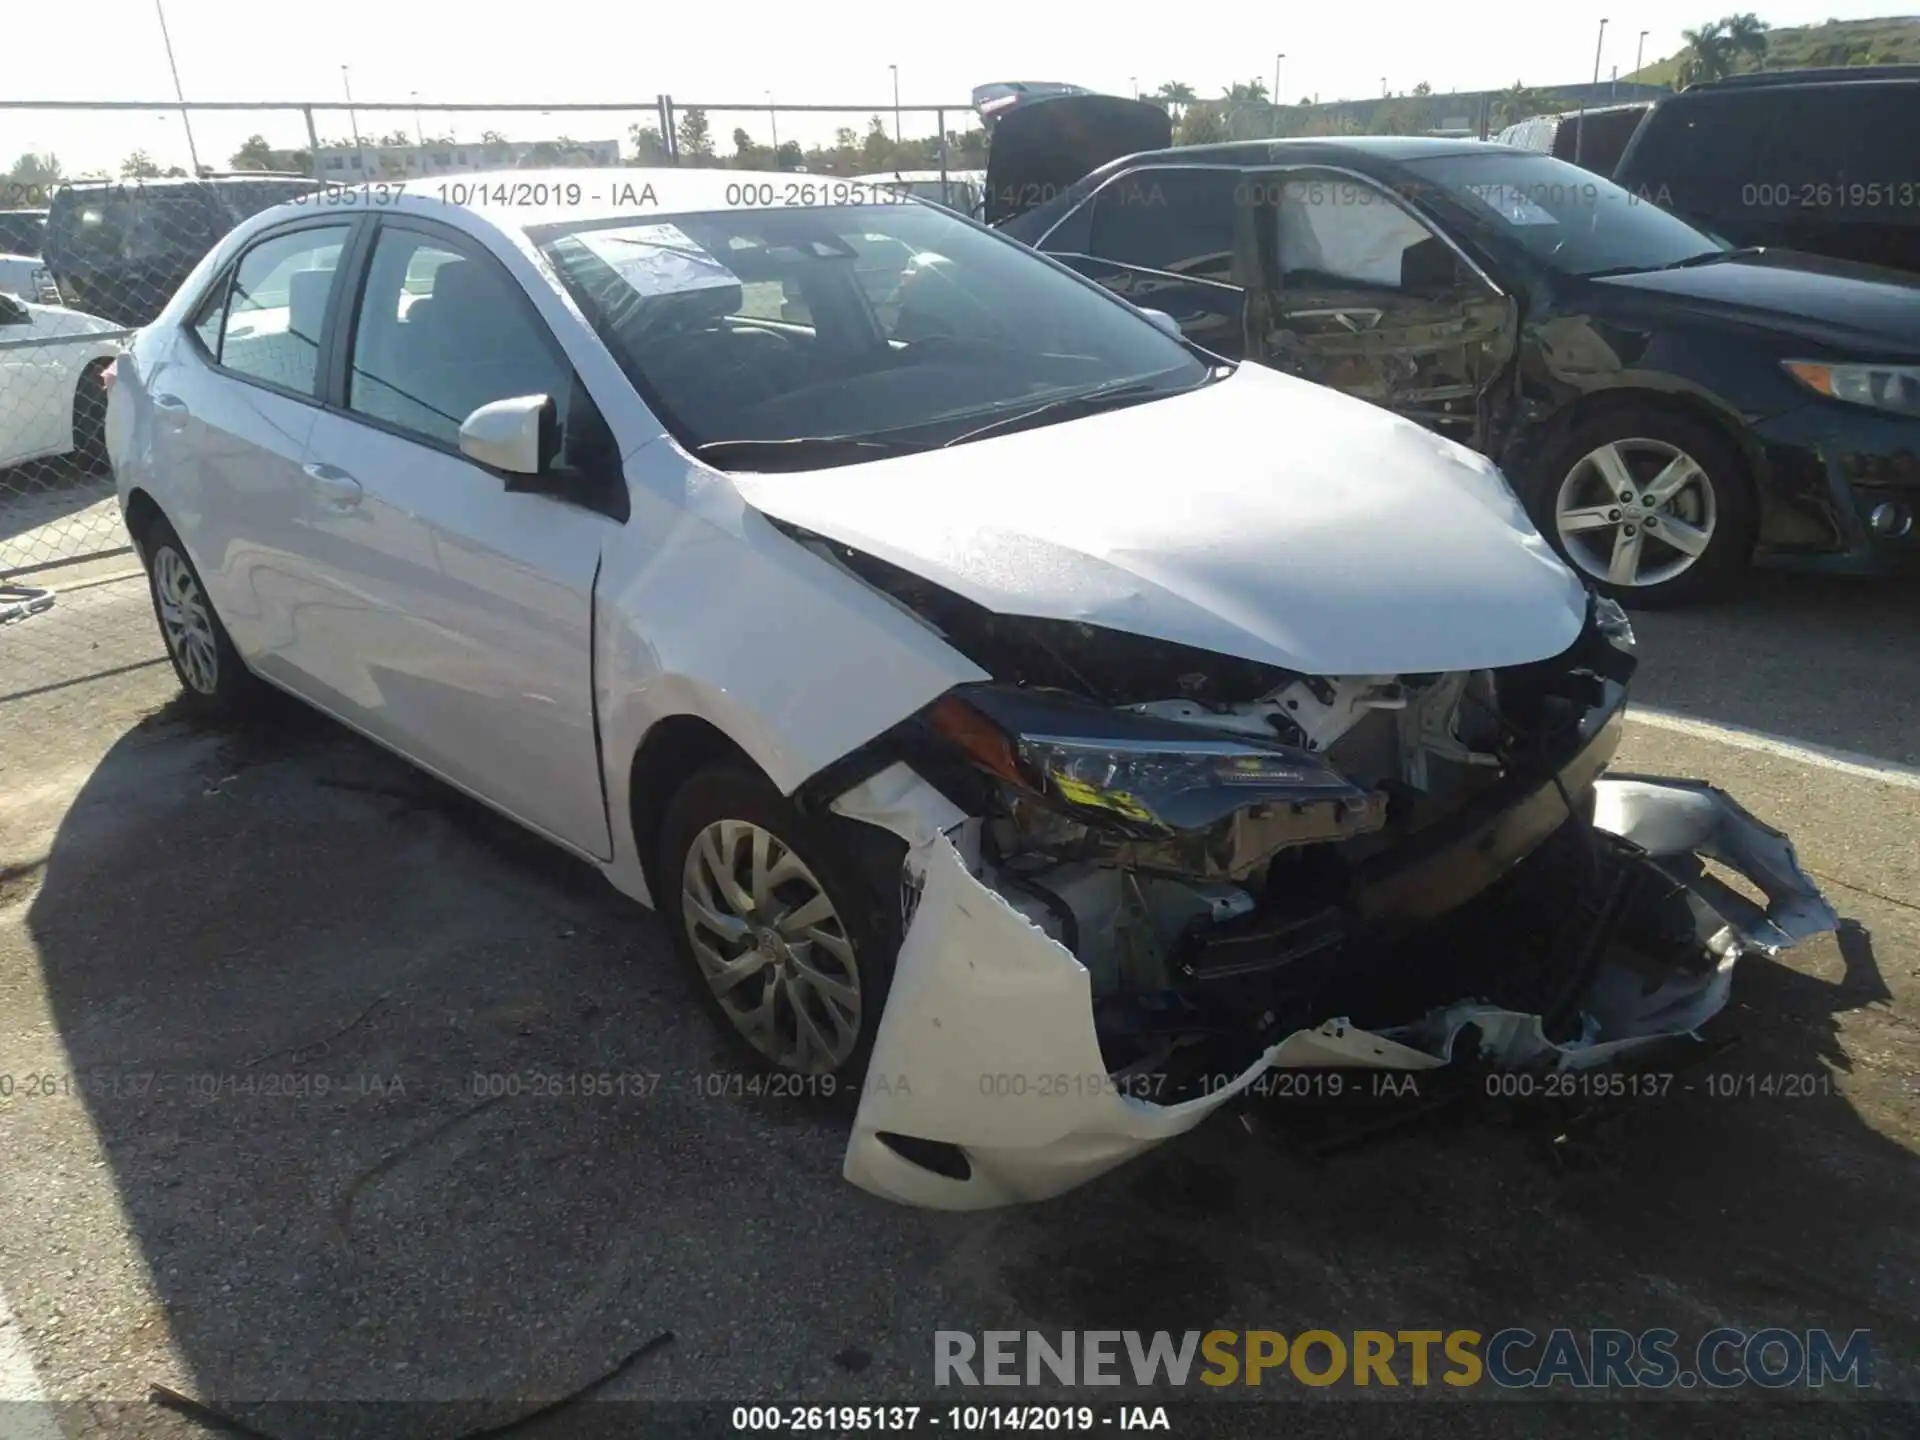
[692,435,934,472]
[940,373,1216,450]
[1662,245,1767,271]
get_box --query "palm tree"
[1678,21,1735,86]
[1493,82,1546,128]
[1154,81,1197,105]
[1723,13,1772,71]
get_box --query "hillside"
[1626,14,1920,85]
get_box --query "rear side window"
[1086,169,1240,283]
[0,214,45,257]
[213,226,349,393]
[347,228,569,447]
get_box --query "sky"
[5,0,1909,176]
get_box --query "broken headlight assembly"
[922,685,1390,881]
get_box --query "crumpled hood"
[734,366,1589,677]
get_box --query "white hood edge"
[734,366,1589,678]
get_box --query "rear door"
[1036,166,1253,359]
[295,216,616,858]
[1246,167,1517,447]
[150,218,357,671]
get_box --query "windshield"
[535,202,1209,462]
[1402,151,1724,278]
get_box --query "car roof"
[1108,135,1507,169]
[246,167,933,233]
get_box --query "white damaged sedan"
[107,170,1837,1208]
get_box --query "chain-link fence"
[1,95,982,702]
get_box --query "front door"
[295,218,616,858]
[1040,166,1253,361]
[1248,168,1518,448]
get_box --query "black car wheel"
[1536,408,1756,607]
[656,763,903,1089]
[70,358,112,472]
[140,516,263,720]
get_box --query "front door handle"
[152,393,189,429]
[303,461,364,509]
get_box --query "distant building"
[315,137,620,182]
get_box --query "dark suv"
[45,174,319,326]
[988,109,1920,603]
[1612,67,1920,275]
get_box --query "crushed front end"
[820,595,1838,1209]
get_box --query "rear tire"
[140,516,263,721]
[70,359,111,472]
[656,763,903,1090]
[1530,407,1756,608]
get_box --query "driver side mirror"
[1137,306,1183,340]
[459,394,558,479]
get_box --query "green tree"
[861,116,893,168]
[377,129,412,147]
[6,152,64,187]
[1493,81,1547,127]
[676,107,715,162]
[230,134,275,170]
[1412,80,1433,96]
[1678,21,1735,85]
[1723,12,1772,70]
[120,150,162,178]
[627,124,669,164]
[775,139,804,171]
[1175,103,1229,146]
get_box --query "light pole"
[152,0,202,175]
[889,64,900,145]
[1575,18,1608,166]
[1274,53,1285,106]
[1381,76,1389,97]
[341,65,362,155]
[767,91,779,159]
[1636,29,1649,78]
[411,90,424,148]
[1130,75,1138,100]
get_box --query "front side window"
[1401,150,1723,277]
[535,203,1209,466]
[1274,172,1449,290]
[1086,169,1239,283]
[215,225,348,393]
[347,228,569,447]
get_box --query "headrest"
[288,268,331,342]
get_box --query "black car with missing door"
[993,118,1920,605]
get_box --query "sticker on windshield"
[1465,184,1559,227]
[571,223,740,296]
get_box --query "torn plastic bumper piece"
[832,764,1839,1211]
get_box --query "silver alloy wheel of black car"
[680,817,863,1074]
[1554,437,1718,589]
[151,544,220,694]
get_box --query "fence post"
[936,107,948,200]
[302,106,320,171]
[661,94,679,165]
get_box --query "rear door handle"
[152,393,189,428]
[302,461,364,508]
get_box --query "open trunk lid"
[979,90,1173,225]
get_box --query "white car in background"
[0,292,121,470]
[107,171,1834,1210]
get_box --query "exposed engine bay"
[792,533,1839,1207]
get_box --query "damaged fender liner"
[830,762,1837,1212]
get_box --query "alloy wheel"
[680,818,863,1074]
[153,547,219,694]
[1554,438,1718,589]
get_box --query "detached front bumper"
[832,764,1837,1211]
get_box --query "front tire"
[1533,408,1756,608]
[656,763,902,1086]
[141,516,261,720]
